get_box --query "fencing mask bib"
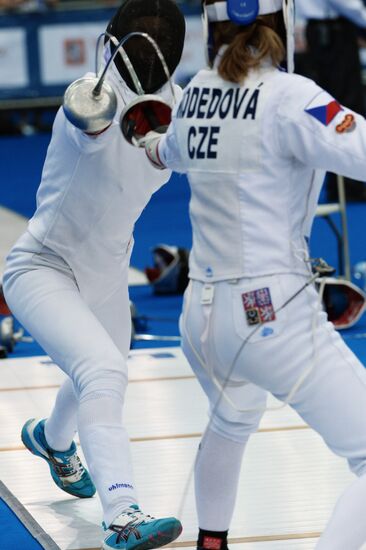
[106,0,186,94]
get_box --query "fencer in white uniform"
[141,0,366,548]
[2,2,185,549]
[296,0,366,24]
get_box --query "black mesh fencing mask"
[107,0,186,93]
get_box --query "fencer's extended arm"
[276,78,366,182]
[144,86,185,172]
[64,114,114,151]
[147,117,185,173]
[329,0,366,28]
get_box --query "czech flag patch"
[305,99,343,126]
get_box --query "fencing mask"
[0,285,11,316]
[321,278,366,330]
[145,244,189,295]
[106,0,186,94]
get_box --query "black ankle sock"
[197,528,229,550]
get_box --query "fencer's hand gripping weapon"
[121,99,172,149]
[119,36,176,147]
[63,32,176,135]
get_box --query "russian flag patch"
[305,99,343,126]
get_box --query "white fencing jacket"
[159,61,366,282]
[296,0,366,26]
[28,67,179,279]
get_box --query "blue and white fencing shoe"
[103,505,182,550]
[21,418,96,498]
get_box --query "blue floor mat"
[0,482,60,550]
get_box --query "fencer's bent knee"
[210,411,260,444]
[348,456,366,478]
[75,364,128,403]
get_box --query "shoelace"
[110,511,154,544]
[51,452,85,481]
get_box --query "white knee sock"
[45,378,78,451]
[77,391,138,527]
[195,428,247,531]
[316,473,366,549]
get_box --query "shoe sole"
[102,521,183,550]
[21,419,95,499]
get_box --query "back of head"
[107,0,186,94]
[203,0,287,84]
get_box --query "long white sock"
[45,378,78,451]
[195,428,247,531]
[316,473,366,549]
[77,391,138,527]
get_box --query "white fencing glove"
[143,130,167,170]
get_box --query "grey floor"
[0,350,360,550]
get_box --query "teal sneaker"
[103,505,182,550]
[21,418,96,499]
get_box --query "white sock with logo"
[77,391,138,527]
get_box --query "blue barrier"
[0,4,201,103]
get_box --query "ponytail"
[211,14,286,84]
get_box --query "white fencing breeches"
[3,231,136,526]
[181,275,366,549]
